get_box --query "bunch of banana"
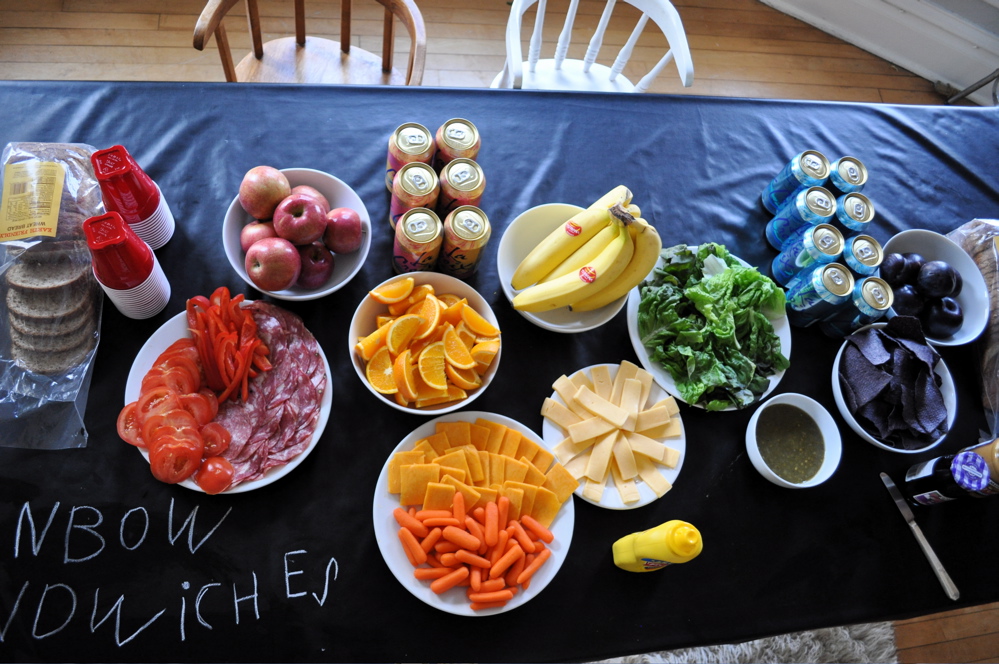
[511,186,663,314]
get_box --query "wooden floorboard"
[0,1,989,659]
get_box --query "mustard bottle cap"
[670,524,700,556]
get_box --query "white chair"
[491,0,693,93]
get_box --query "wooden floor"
[1,0,993,662]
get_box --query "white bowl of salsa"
[746,393,842,489]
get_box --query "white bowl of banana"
[496,187,662,334]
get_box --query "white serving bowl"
[496,203,628,333]
[348,272,501,414]
[746,393,841,488]
[222,167,371,301]
[881,229,988,347]
[831,322,956,454]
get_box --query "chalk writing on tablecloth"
[1,499,340,647]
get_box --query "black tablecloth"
[1,81,997,662]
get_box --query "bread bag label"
[0,161,65,241]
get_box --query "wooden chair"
[491,0,693,93]
[193,0,426,85]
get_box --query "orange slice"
[355,320,392,361]
[414,368,448,401]
[412,294,442,340]
[440,297,468,327]
[369,277,415,304]
[460,304,500,337]
[445,363,482,390]
[437,293,462,307]
[388,283,435,315]
[455,322,477,350]
[365,346,397,394]
[375,314,396,328]
[470,339,500,368]
[443,325,477,370]
[416,385,467,408]
[386,314,423,356]
[393,349,418,402]
[417,341,448,391]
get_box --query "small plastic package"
[0,142,105,449]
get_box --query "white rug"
[592,622,898,664]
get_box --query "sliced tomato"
[135,387,181,424]
[179,392,215,427]
[198,388,219,420]
[142,408,199,445]
[116,402,145,448]
[158,352,202,389]
[160,337,199,362]
[149,437,204,484]
[195,456,235,494]
[200,422,232,457]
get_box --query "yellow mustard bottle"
[612,520,703,572]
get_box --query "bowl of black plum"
[880,229,988,347]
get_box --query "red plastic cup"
[84,212,170,319]
[91,145,175,249]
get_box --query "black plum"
[899,252,926,283]
[879,253,908,287]
[892,284,925,317]
[922,296,964,338]
[916,260,959,298]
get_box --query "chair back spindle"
[528,0,547,73]
[295,0,306,46]
[609,13,647,82]
[553,0,580,70]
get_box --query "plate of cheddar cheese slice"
[540,362,686,510]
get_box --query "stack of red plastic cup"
[91,145,175,250]
[83,212,171,319]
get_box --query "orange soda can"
[390,162,439,230]
[392,208,442,274]
[437,158,485,219]
[433,118,480,171]
[386,122,436,191]
[439,206,491,279]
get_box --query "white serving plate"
[124,308,331,492]
[372,411,574,616]
[626,248,791,411]
[222,167,371,301]
[496,203,628,333]
[540,363,686,509]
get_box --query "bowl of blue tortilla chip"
[831,317,956,453]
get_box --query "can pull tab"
[83,212,154,290]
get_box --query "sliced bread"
[9,318,96,353]
[5,284,94,322]
[10,337,95,375]
[8,299,95,338]
[5,255,92,294]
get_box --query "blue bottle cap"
[951,452,990,492]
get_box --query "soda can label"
[827,157,868,194]
[437,158,485,219]
[393,208,442,273]
[761,150,830,214]
[390,162,439,229]
[833,192,875,234]
[771,223,843,286]
[386,123,435,191]
[785,262,854,327]
[439,206,491,279]
[765,186,836,249]
[843,234,883,276]
[434,118,480,170]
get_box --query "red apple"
[296,241,336,289]
[290,185,330,214]
[240,221,277,252]
[273,193,328,245]
[244,237,301,291]
[238,166,291,220]
[324,207,363,254]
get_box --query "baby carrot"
[430,566,469,594]
[489,529,510,566]
[414,567,452,580]
[508,519,536,554]
[464,516,486,551]
[439,552,459,567]
[434,540,460,554]
[393,507,429,538]
[415,509,453,521]
[505,553,527,588]
[521,514,554,543]
[420,526,443,553]
[398,527,427,566]
[470,601,509,611]
[477,578,506,593]
[423,517,462,528]
[484,501,499,548]
[452,491,466,524]
[472,506,486,523]
[455,549,491,568]
[497,495,510,530]
[489,543,524,579]
[468,589,515,604]
[442,525,481,551]
[517,547,552,586]
[470,567,482,592]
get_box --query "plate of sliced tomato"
[120,288,331,494]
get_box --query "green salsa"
[755,404,824,483]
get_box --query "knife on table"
[880,472,960,601]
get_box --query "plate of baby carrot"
[372,411,576,616]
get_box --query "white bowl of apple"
[222,166,372,301]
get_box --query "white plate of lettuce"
[626,243,791,412]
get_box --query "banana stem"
[609,202,634,225]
